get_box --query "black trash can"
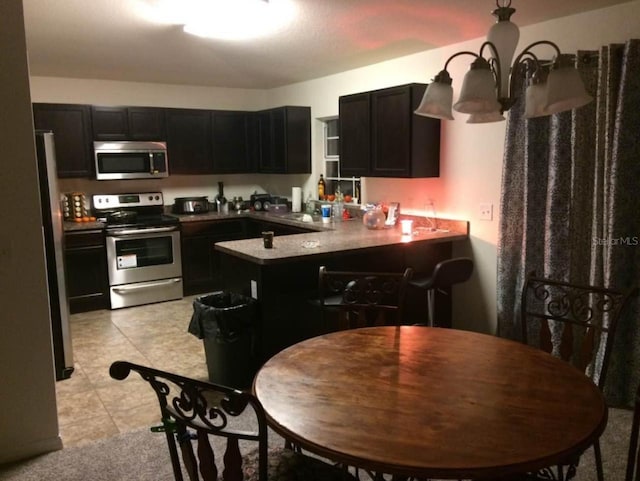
[188,291,257,389]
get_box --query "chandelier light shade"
[453,57,502,114]
[467,111,506,124]
[414,71,455,120]
[544,55,594,114]
[414,0,593,123]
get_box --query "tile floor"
[55,295,209,448]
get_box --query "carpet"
[0,407,633,481]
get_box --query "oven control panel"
[93,192,164,211]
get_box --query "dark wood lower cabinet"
[64,230,110,313]
[181,218,316,296]
[180,219,246,295]
[219,240,453,362]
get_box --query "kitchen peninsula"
[215,214,469,360]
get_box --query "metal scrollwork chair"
[627,381,640,481]
[109,361,357,481]
[519,273,638,481]
[318,266,413,332]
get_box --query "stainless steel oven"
[106,226,182,309]
[94,192,183,309]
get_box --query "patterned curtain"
[497,39,640,407]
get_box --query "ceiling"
[23,0,629,89]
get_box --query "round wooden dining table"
[252,326,608,480]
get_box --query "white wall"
[268,0,640,334]
[0,0,62,462]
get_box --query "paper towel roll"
[291,187,302,212]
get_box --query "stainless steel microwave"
[94,141,168,180]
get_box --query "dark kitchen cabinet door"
[257,110,278,172]
[165,108,212,175]
[339,84,440,178]
[128,107,166,140]
[181,219,246,295]
[64,230,110,313]
[283,106,311,174]
[338,93,371,178]
[371,84,440,178]
[91,106,128,140]
[33,103,94,178]
[92,106,166,141]
[257,106,311,174]
[211,110,253,173]
[371,86,412,177]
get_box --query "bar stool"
[410,257,474,327]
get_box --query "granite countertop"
[62,210,469,265]
[63,220,106,232]
[172,210,330,232]
[62,210,330,232]
[215,216,469,265]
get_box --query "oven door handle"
[112,278,182,293]
[108,226,178,236]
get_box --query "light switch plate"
[479,203,493,221]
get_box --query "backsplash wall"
[58,173,312,209]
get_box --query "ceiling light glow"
[136,0,294,41]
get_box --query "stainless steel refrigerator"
[35,130,74,380]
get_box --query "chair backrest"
[520,273,637,390]
[430,257,474,290]
[627,382,640,481]
[109,361,268,481]
[318,266,413,330]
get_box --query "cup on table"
[400,219,414,236]
[321,204,331,223]
[262,231,274,249]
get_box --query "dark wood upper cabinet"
[165,108,212,175]
[339,83,440,178]
[211,110,253,173]
[33,103,94,178]
[257,106,311,174]
[33,103,310,177]
[128,107,166,140]
[338,93,371,178]
[283,106,311,174]
[92,106,166,141]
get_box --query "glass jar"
[362,204,386,230]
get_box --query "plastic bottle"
[306,193,314,214]
[318,174,326,200]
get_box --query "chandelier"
[414,0,593,123]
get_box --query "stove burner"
[93,192,179,231]
[107,210,138,224]
[104,214,179,231]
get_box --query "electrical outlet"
[479,203,493,221]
